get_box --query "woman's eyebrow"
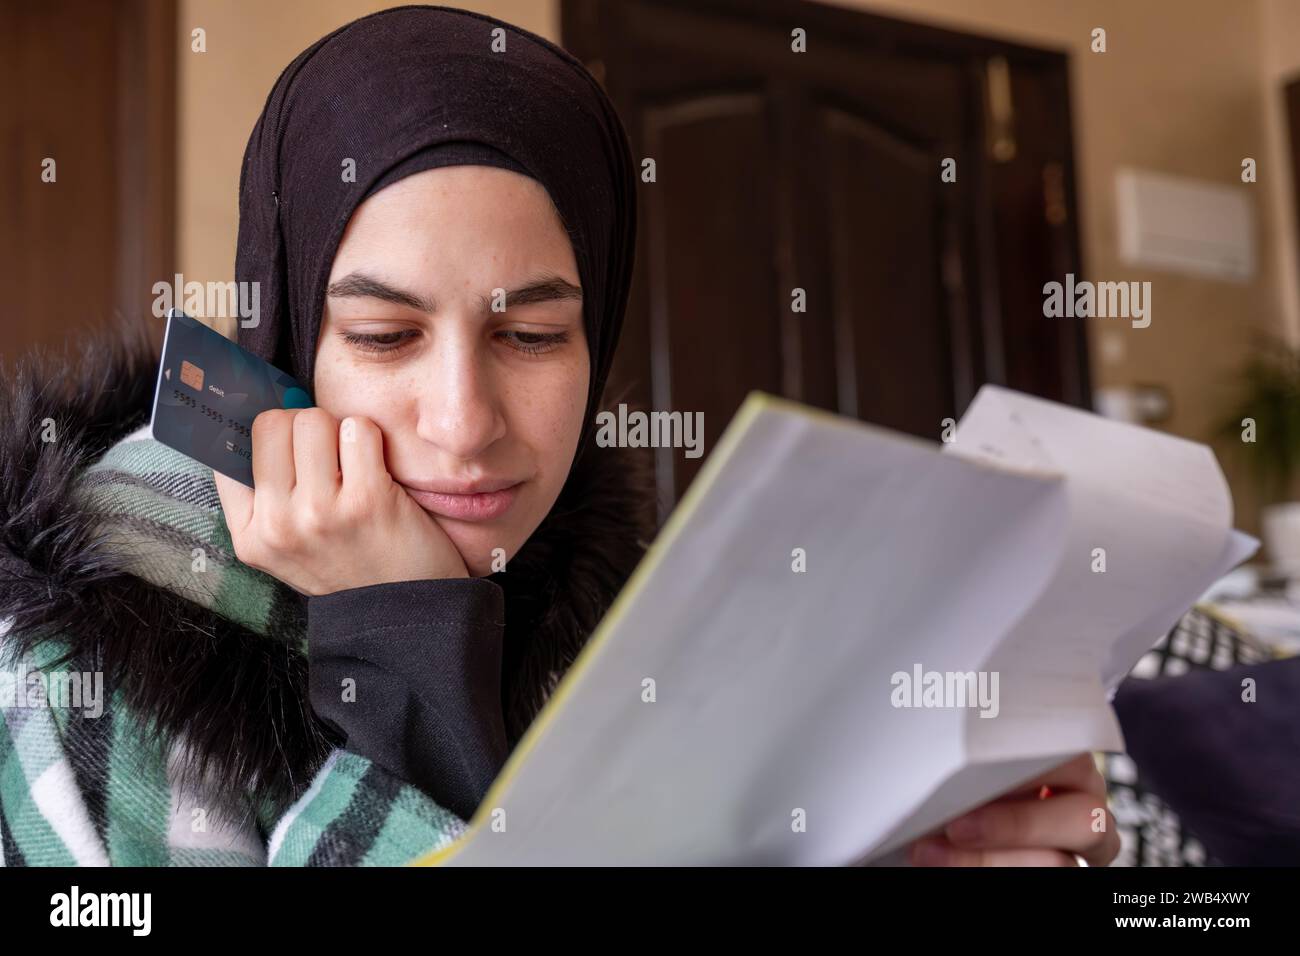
[327,272,435,312]
[326,270,581,313]
[476,274,583,310]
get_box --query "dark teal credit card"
[149,309,313,487]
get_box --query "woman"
[0,5,1117,867]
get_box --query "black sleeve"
[305,577,509,822]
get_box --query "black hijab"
[235,4,637,455]
[234,6,649,746]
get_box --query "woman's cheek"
[321,368,408,425]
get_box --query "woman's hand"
[214,407,468,595]
[909,752,1119,866]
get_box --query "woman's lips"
[400,482,521,521]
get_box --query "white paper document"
[424,386,1257,867]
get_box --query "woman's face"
[314,165,589,577]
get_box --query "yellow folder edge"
[412,389,851,865]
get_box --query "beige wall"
[177,0,1300,528]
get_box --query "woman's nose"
[413,337,507,460]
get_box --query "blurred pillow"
[1112,655,1300,865]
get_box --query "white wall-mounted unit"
[1115,168,1255,282]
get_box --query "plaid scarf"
[0,428,468,866]
[75,426,306,647]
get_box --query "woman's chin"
[435,525,519,578]
[427,494,552,577]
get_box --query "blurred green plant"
[1218,337,1300,506]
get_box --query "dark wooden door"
[564,0,1089,521]
[0,0,175,361]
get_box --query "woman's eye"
[497,329,570,355]
[339,328,569,356]
[340,329,419,353]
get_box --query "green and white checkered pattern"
[0,428,466,866]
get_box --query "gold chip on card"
[180,360,204,391]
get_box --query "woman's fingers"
[290,407,341,503]
[212,407,465,593]
[945,789,1117,859]
[911,839,1079,867]
[212,471,254,534]
[338,415,388,493]
[1035,752,1107,798]
[251,409,298,498]
[996,752,1107,803]
[915,754,1121,867]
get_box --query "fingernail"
[946,814,983,843]
[912,840,949,866]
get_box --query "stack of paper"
[418,386,1256,866]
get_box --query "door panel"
[646,93,783,496]
[821,105,953,435]
[0,0,175,360]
